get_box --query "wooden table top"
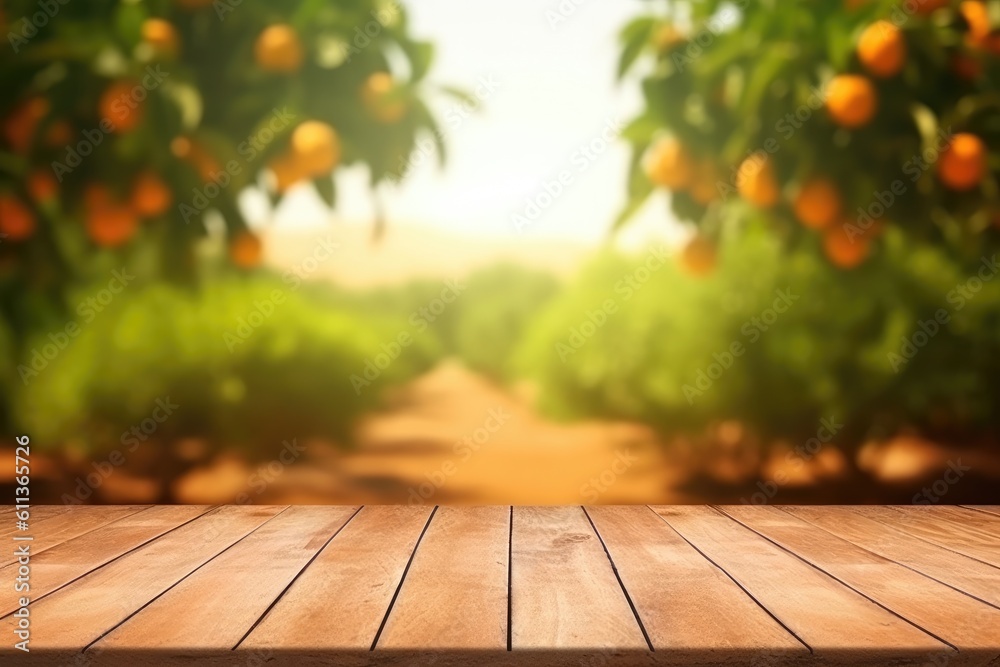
[1,504,999,666]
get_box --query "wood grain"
[376,506,509,650]
[0,505,284,651]
[0,505,148,566]
[585,505,806,655]
[93,506,359,651]
[651,506,949,657]
[783,505,1000,609]
[241,505,432,651]
[962,505,1000,518]
[852,506,1000,568]
[0,504,995,665]
[0,504,210,616]
[511,506,648,650]
[722,505,1000,658]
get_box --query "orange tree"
[0,0,451,340]
[616,0,1000,270]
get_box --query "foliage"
[13,273,440,456]
[514,223,1000,449]
[451,264,561,381]
[0,0,449,332]
[616,0,1000,268]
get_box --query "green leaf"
[617,18,656,79]
[399,39,435,82]
[314,175,336,208]
[620,113,662,144]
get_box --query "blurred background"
[2,0,1000,505]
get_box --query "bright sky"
[266,0,680,246]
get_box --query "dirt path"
[173,361,690,505]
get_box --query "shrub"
[515,222,1000,450]
[13,273,440,457]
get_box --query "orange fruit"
[142,18,180,57]
[0,195,36,241]
[826,75,877,129]
[3,97,49,154]
[845,0,869,11]
[27,170,58,203]
[793,178,842,229]
[960,2,1000,53]
[736,155,780,207]
[654,24,685,52]
[643,137,692,190]
[254,24,304,73]
[229,232,263,268]
[361,72,408,123]
[86,204,138,247]
[268,153,309,193]
[690,159,720,204]
[938,133,986,191]
[170,136,193,159]
[679,235,717,277]
[290,121,341,175]
[99,80,143,133]
[823,225,870,269]
[858,21,906,78]
[130,171,172,217]
[171,136,219,182]
[44,120,73,147]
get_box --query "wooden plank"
[240,505,432,651]
[585,505,807,656]
[0,505,148,564]
[651,506,949,658]
[852,506,1000,568]
[92,506,359,651]
[0,505,285,651]
[0,504,73,528]
[511,506,647,650]
[784,506,1000,609]
[962,505,1000,519]
[722,505,1000,658]
[916,505,1000,537]
[0,505,210,616]
[375,506,508,650]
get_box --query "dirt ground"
[10,359,1000,505]
[169,361,690,505]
